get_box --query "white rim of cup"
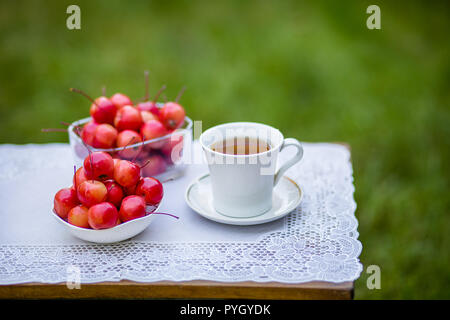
[199,122,284,158]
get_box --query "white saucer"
[185,174,302,225]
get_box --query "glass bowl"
[68,116,193,181]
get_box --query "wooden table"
[0,280,353,300]
[0,143,355,300]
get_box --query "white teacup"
[200,122,303,218]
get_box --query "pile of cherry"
[53,150,177,230]
[72,71,186,176]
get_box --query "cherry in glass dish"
[68,114,192,181]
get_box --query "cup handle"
[274,138,303,186]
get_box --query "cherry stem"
[153,84,166,102]
[148,212,179,219]
[60,121,71,126]
[73,124,84,138]
[117,136,136,157]
[161,177,175,184]
[70,88,98,107]
[41,128,67,132]
[132,140,146,163]
[162,93,168,103]
[175,86,186,103]
[139,159,151,169]
[102,85,106,96]
[132,83,165,104]
[144,70,150,101]
[124,137,136,149]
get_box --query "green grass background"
[0,0,449,299]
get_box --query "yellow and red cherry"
[88,202,119,230]
[140,120,168,148]
[90,96,117,124]
[110,93,132,110]
[54,187,79,219]
[77,180,108,207]
[159,86,186,130]
[73,167,89,187]
[91,123,118,149]
[114,105,143,132]
[68,205,90,228]
[159,102,185,130]
[80,120,98,146]
[83,151,114,181]
[140,110,158,122]
[113,159,141,188]
[119,195,146,222]
[70,88,117,125]
[116,130,143,159]
[135,177,163,206]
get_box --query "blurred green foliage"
[0,0,449,298]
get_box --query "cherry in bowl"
[68,114,192,181]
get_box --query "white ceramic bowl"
[52,205,159,243]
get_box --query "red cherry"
[83,151,114,181]
[140,110,158,122]
[116,130,143,159]
[110,93,133,109]
[80,121,98,146]
[113,159,141,187]
[141,154,167,177]
[77,180,108,207]
[103,180,124,208]
[73,167,89,187]
[135,177,163,206]
[140,120,168,149]
[68,205,90,228]
[159,102,186,130]
[88,202,119,230]
[74,166,89,182]
[70,88,117,125]
[92,123,118,149]
[54,187,79,219]
[89,96,117,124]
[137,101,159,116]
[114,105,143,132]
[119,195,146,222]
[161,133,184,164]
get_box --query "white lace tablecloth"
[0,142,362,284]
